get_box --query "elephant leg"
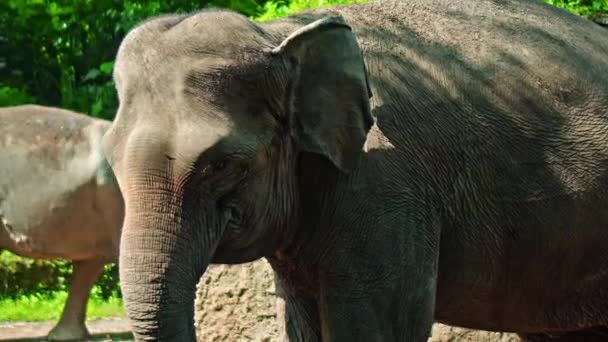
[316,218,439,341]
[47,258,106,341]
[274,272,322,342]
[317,277,437,342]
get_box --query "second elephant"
[0,105,124,341]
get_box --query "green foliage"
[0,252,124,321]
[0,251,120,301]
[95,262,122,299]
[0,86,36,107]
[0,251,71,299]
[0,0,208,120]
[0,291,124,321]
[544,0,608,16]
[253,0,368,22]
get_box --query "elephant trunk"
[119,191,212,341]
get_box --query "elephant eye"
[214,160,228,172]
[200,160,228,179]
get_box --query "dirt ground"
[0,318,132,341]
[0,259,521,341]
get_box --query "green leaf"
[83,68,101,82]
[99,61,114,74]
[92,99,104,116]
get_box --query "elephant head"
[103,10,373,340]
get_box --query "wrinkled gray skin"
[103,0,608,341]
[0,105,124,341]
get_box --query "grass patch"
[0,291,125,322]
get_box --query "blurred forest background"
[0,0,606,321]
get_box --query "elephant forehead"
[168,11,271,53]
[115,12,273,111]
[175,117,231,153]
[177,114,266,156]
[117,10,270,70]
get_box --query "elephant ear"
[272,15,374,173]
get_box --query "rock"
[195,259,521,342]
[195,260,278,342]
[430,324,520,342]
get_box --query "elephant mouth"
[210,206,274,264]
[211,243,267,264]
[212,225,276,264]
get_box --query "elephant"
[101,0,608,340]
[0,105,124,341]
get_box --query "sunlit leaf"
[99,61,114,74]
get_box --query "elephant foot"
[47,323,91,341]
